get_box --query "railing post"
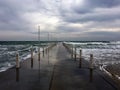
[38,47,40,61]
[79,49,82,68]
[71,45,73,58]
[43,47,44,57]
[75,46,77,61]
[89,54,94,82]
[48,46,49,55]
[16,52,19,82]
[31,47,33,68]
[90,54,93,69]
[46,47,47,55]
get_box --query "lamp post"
[48,32,50,53]
[48,32,49,43]
[38,25,40,61]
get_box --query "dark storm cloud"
[0,1,20,30]
[61,11,120,23]
[59,0,120,23]
[0,0,40,31]
[72,0,120,14]
[84,20,120,29]
[73,0,120,14]
[0,0,120,40]
[57,24,81,32]
[86,0,120,8]
[63,31,120,41]
[84,31,120,40]
[86,31,120,36]
[0,0,60,32]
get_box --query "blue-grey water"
[0,41,120,72]
[0,41,49,72]
[65,41,120,66]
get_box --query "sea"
[0,41,120,72]
[0,41,49,72]
[65,41,120,66]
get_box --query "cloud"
[60,4,120,23]
[84,31,120,41]
[0,0,36,31]
[72,0,120,14]
[0,0,120,41]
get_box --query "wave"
[0,43,48,72]
[65,41,120,66]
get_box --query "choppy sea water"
[0,41,48,72]
[65,41,120,66]
[1,41,120,72]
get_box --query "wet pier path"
[0,43,119,90]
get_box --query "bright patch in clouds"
[68,23,84,28]
[0,0,120,41]
[23,12,60,32]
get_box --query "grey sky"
[0,0,120,41]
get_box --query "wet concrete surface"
[50,44,119,90]
[0,43,119,90]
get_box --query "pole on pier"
[38,48,40,61]
[31,47,33,68]
[79,49,82,68]
[48,33,50,55]
[48,46,49,54]
[38,25,41,61]
[90,54,94,69]
[75,46,77,61]
[71,45,73,58]
[43,47,44,57]
[72,45,74,58]
[46,47,47,55]
[48,46,50,65]
[89,54,94,82]
[16,52,20,82]
[48,46,50,59]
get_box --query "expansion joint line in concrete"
[49,64,56,90]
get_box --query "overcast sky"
[0,0,120,41]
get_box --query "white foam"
[0,44,48,72]
[0,62,14,72]
[67,41,120,66]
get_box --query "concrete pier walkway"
[0,43,119,90]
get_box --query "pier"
[0,43,119,90]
